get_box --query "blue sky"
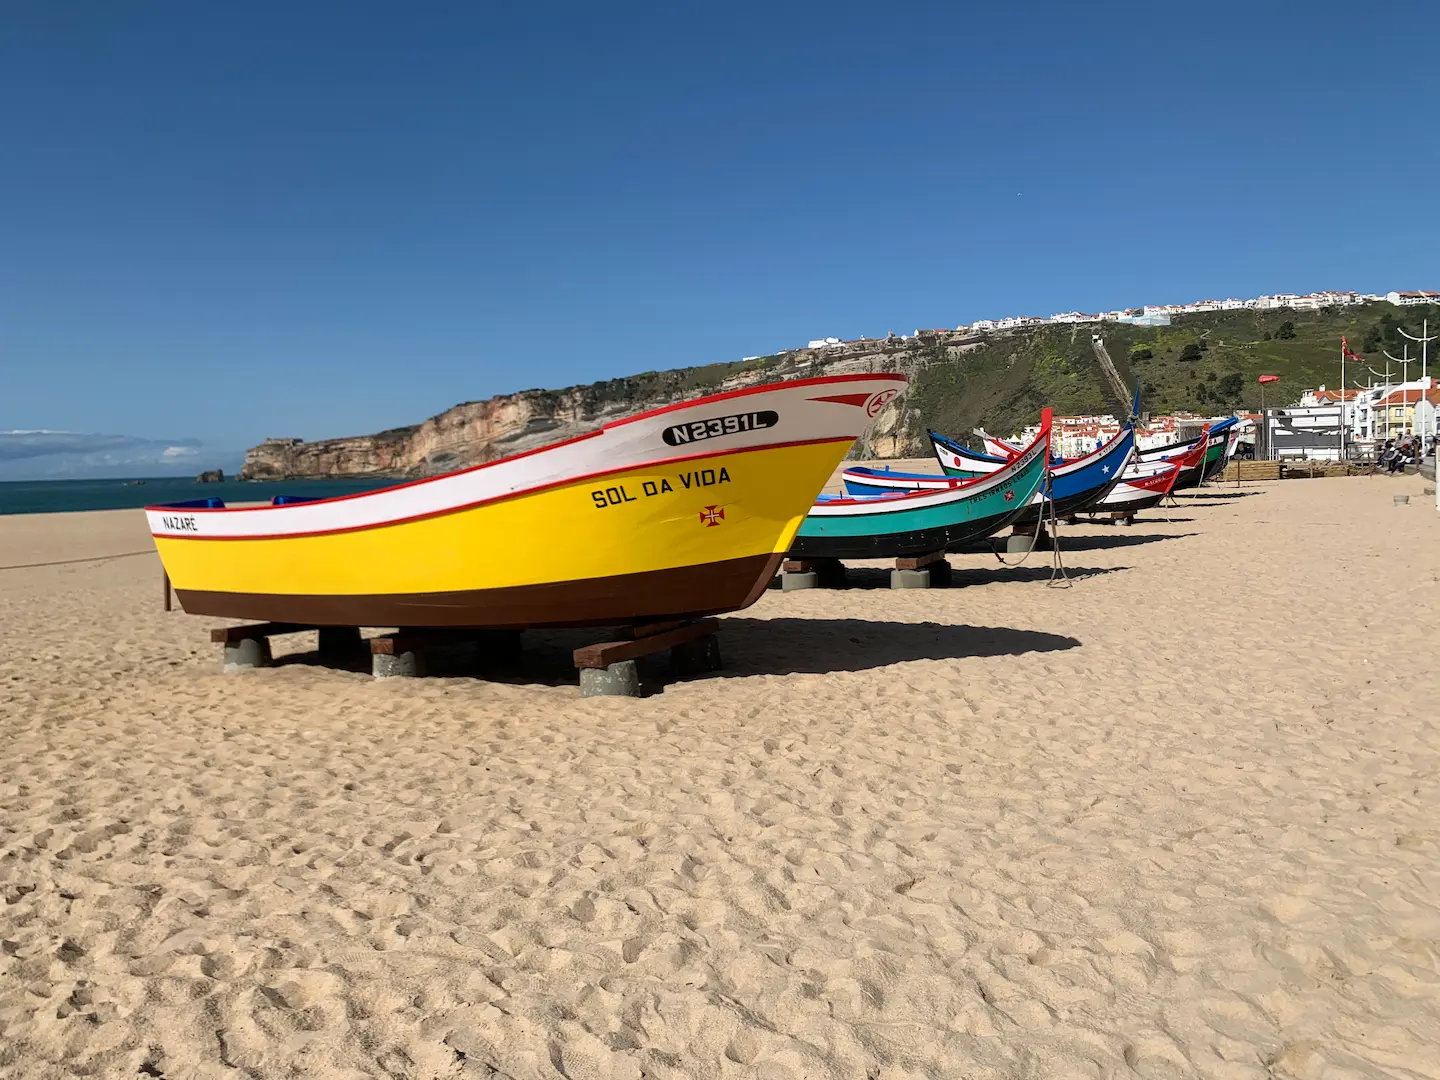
[2,1,1435,476]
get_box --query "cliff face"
[239,346,926,480]
[240,302,1440,479]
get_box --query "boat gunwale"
[151,435,858,542]
[145,372,905,518]
[932,421,1131,478]
[817,414,1053,512]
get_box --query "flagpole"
[1340,338,1346,462]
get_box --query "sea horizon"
[0,474,400,516]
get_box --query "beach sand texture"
[2,475,1438,1079]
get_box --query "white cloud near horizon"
[0,431,240,480]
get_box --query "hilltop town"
[794,288,1439,352]
[240,290,1440,479]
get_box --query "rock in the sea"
[196,469,225,483]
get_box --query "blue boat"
[925,424,1135,522]
[789,411,1053,559]
[843,420,1133,524]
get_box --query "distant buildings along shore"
[786,289,1439,356]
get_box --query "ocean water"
[0,476,402,516]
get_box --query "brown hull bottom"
[174,553,783,630]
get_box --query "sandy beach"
[2,473,1438,1080]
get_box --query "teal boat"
[790,410,1053,559]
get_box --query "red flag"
[1341,336,1360,359]
[1258,375,1279,384]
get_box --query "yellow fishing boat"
[147,373,906,628]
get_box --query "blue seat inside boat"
[817,490,903,502]
[848,467,949,481]
[156,497,226,509]
[271,495,323,506]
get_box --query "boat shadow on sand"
[1176,491,1264,501]
[817,564,1129,589]
[715,617,1079,676]
[509,618,1081,684]
[278,617,1080,687]
[1051,531,1198,552]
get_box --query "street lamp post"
[1384,345,1414,386]
[1366,359,1397,443]
[1398,319,1435,381]
[1258,375,1279,460]
[1398,319,1438,443]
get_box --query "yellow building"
[1373,387,1440,437]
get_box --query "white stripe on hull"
[147,376,905,540]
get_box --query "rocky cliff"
[239,343,934,480]
[240,302,1438,479]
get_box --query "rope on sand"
[987,477,1071,587]
[0,550,155,571]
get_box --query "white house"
[1256,294,1300,309]
[1386,290,1440,306]
[805,337,843,349]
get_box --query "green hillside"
[272,299,1440,476]
[905,301,1439,442]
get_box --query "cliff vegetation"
[240,301,1438,478]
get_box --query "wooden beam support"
[369,629,468,656]
[781,556,846,586]
[573,618,718,670]
[210,622,315,644]
[894,550,947,571]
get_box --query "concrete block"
[579,660,641,697]
[1394,494,1410,506]
[671,634,723,676]
[1006,532,1039,555]
[891,568,931,589]
[373,650,422,679]
[223,637,271,671]
[781,571,819,591]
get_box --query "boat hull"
[794,413,1052,559]
[929,426,1135,523]
[1171,461,1205,490]
[149,375,907,628]
[1097,463,1180,515]
[1099,489,1167,514]
[790,503,1029,560]
[175,552,780,629]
